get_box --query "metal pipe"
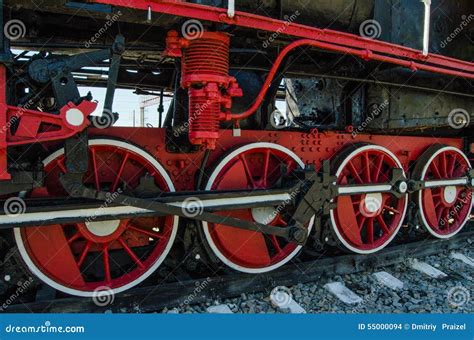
[421,0,431,56]
[227,0,235,18]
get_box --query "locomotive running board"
[0,189,293,229]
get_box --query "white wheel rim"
[14,139,179,297]
[202,142,314,274]
[417,146,472,239]
[329,144,408,254]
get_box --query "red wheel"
[14,139,178,297]
[202,143,314,273]
[415,145,472,238]
[329,144,408,254]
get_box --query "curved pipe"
[229,39,474,121]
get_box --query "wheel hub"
[360,193,383,217]
[442,186,457,205]
[85,220,121,237]
[251,207,278,225]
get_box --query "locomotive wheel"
[414,145,472,239]
[14,139,178,297]
[201,143,314,273]
[329,144,408,254]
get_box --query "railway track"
[6,227,473,313]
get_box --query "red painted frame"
[85,127,464,192]
[93,0,474,79]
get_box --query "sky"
[79,87,172,127]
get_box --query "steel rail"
[6,228,473,313]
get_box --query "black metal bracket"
[90,35,124,129]
[59,173,309,245]
[0,169,43,196]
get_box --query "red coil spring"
[188,87,221,147]
[182,32,230,86]
[181,32,231,149]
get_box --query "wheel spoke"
[357,216,367,231]
[56,158,67,173]
[91,148,100,191]
[383,204,400,215]
[269,235,283,255]
[373,154,384,182]
[376,215,390,234]
[77,241,92,267]
[448,154,456,178]
[103,246,112,284]
[366,219,374,245]
[128,225,164,240]
[68,232,81,244]
[262,149,271,186]
[363,152,371,182]
[111,153,130,192]
[430,161,442,179]
[348,160,364,184]
[440,152,448,178]
[118,237,145,269]
[239,154,256,188]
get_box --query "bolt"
[4,275,11,282]
[398,181,408,194]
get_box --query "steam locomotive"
[0,0,472,298]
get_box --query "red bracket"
[6,100,96,146]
